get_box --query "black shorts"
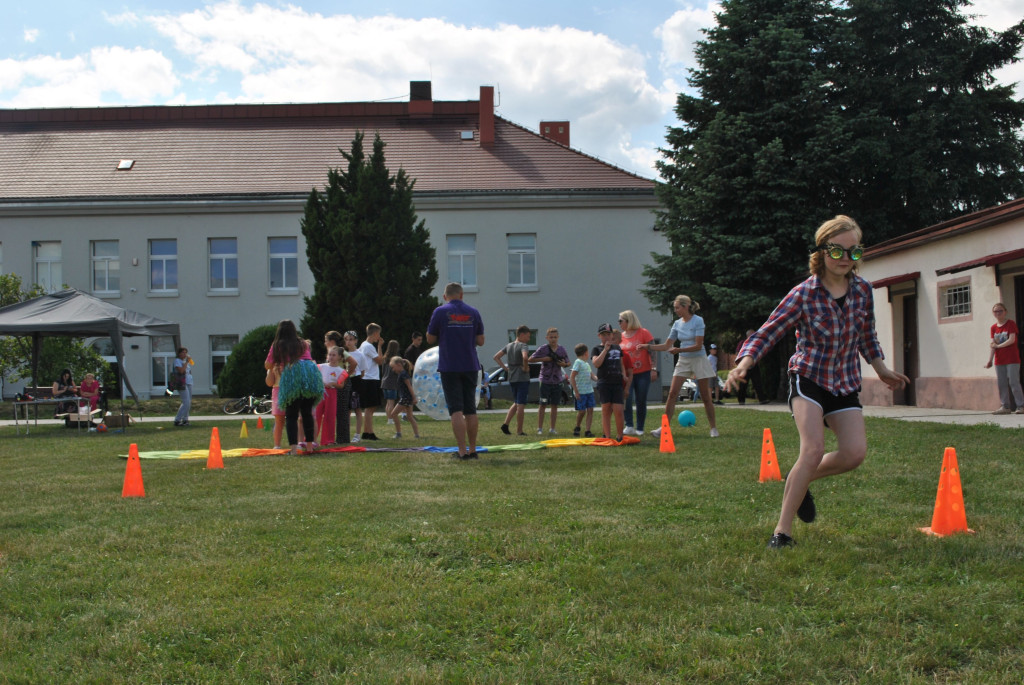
[440,371,478,416]
[788,374,861,423]
[597,382,624,405]
[539,383,563,405]
[356,377,381,408]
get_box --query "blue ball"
[678,410,697,427]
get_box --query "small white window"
[209,238,238,291]
[151,336,177,391]
[34,241,62,293]
[507,233,537,289]
[268,237,298,291]
[149,239,178,292]
[92,240,120,295]
[447,235,477,288]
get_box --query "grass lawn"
[1,407,1022,683]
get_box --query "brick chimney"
[479,86,495,148]
[408,81,434,117]
[540,121,570,147]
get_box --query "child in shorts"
[570,342,597,437]
[530,327,570,435]
[592,323,631,441]
[387,356,420,439]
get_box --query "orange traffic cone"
[256,416,264,430]
[207,427,224,470]
[759,428,782,482]
[240,421,248,438]
[659,413,676,453]
[919,447,974,536]
[122,443,145,498]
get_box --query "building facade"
[0,83,665,398]
[859,199,1024,410]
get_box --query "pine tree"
[645,0,1024,334]
[300,131,439,358]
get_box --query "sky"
[3,0,1022,179]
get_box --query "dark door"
[896,294,918,406]
[1016,275,1024,391]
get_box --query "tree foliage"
[215,324,277,398]
[0,275,113,393]
[645,0,1024,335]
[300,131,439,359]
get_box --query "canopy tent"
[0,288,180,406]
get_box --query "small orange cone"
[659,413,676,453]
[759,428,783,482]
[919,447,974,536]
[256,416,264,430]
[122,443,145,497]
[207,427,224,470]
[240,421,248,438]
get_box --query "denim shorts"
[382,388,398,401]
[509,381,529,405]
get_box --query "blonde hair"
[809,215,863,277]
[673,295,700,314]
[390,356,412,373]
[618,310,641,331]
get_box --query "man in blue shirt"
[427,282,485,459]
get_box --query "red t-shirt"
[619,328,654,374]
[992,320,1020,366]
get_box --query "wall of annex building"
[858,217,1024,410]
[1,193,672,400]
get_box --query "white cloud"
[655,4,719,70]
[0,47,179,108]
[24,28,40,43]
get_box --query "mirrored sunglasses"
[824,243,864,261]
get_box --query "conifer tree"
[300,131,438,358]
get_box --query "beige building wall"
[859,217,1024,410]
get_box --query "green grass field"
[1,407,1022,683]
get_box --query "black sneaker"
[573,427,581,437]
[364,433,379,441]
[500,423,511,435]
[767,532,796,549]
[785,472,817,523]
[585,431,594,437]
[466,451,479,460]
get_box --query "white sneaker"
[548,428,558,435]
[710,428,720,438]
[537,428,543,435]
[651,427,662,438]
[636,430,644,436]
[623,426,637,436]
[352,434,361,442]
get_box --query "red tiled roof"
[936,248,1024,276]
[0,100,654,202]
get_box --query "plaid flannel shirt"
[737,274,884,396]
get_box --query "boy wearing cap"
[592,323,631,441]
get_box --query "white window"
[942,283,972,318]
[447,235,477,288]
[268,237,298,290]
[151,336,177,390]
[507,233,537,289]
[34,241,62,293]
[91,240,120,295]
[210,335,238,388]
[150,239,178,292]
[209,238,238,291]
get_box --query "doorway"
[895,292,918,406]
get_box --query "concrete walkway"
[4,402,1022,430]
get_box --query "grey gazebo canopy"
[0,288,180,403]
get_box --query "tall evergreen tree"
[300,131,438,358]
[645,0,1024,334]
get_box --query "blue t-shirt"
[667,315,706,357]
[571,358,595,395]
[427,298,484,373]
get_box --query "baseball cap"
[597,323,613,334]
[710,343,717,349]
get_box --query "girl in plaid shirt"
[726,216,909,550]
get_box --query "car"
[486,363,572,405]
[679,375,728,402]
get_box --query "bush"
[216,325,277,398]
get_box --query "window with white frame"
[209,238,238,291]
[507,233,537,288]
[150,239,178,292]
[91,240,120,295]
[447,235,477,288]
[941,283,972,318]
[151,336,177,390]
[210,335,238,387]
[268,237,298,291]
[34,241,62,293]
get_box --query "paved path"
[4,402,1021,430]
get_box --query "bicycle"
[222,394,273,415]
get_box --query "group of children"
[496,324,638,443]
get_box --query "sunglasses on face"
[823,243,864,261]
